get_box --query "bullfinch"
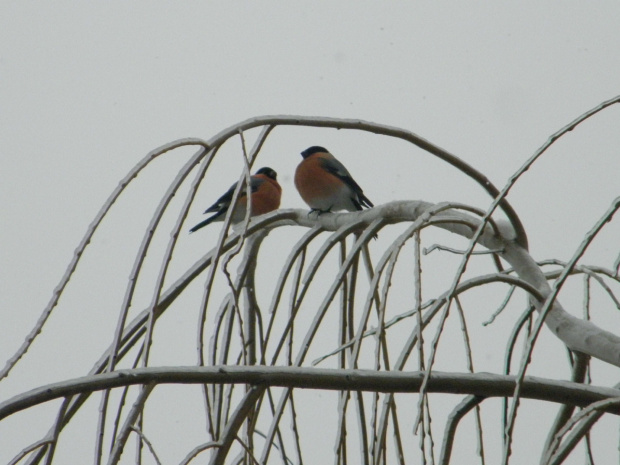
[294,146,373,214]
[190,167,282,233]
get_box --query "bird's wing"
[319,156,373,209]
[319,156,365,195]
[203,176,264,213]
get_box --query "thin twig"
[261,227,322,359]
[141,145,215,369]
[209,386,265,465]
[540,352,590,464]
[97,147,211,465]
[482,285,517,326]
[438,396,485,465]
[454,296,486,465]
[0,139,209,383]
[179,441,222,465]
[543,395,620,465]
[424,244,504,256]
[107,383,155,465]
[128,426,162,465]
[8,439,55,465]
[502,197,620,464]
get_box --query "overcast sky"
[2,3,620,464]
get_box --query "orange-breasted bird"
[294,146,373,214]
[190,167,282,233]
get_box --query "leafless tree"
[2,96,620,465]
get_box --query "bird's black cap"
[255,167,277,179]
[300,146,329,159]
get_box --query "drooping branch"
[0,139,210,382]
[197,115,528,248]
[65,200,620,382]
[3,197,619,464]
[274,200,620,367]
[5,97,619,465]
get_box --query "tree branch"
[2,366,620,422]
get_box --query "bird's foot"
[308,208,332,218]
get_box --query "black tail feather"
[189,211,223,233]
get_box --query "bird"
[294,146,373,214]
[189,167,282,233]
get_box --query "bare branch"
[543,394,620,465]
[0,139,209,382]
[209,386,265,465]
[7,102,620,464]
[502,196,620,464]
[438,395,485,465]
[8,439,55,465]
[3,366,620,421]
[107,383,155,465]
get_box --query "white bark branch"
[263,200,620,368]
[77,200,620,378]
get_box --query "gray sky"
[2,3,620,463]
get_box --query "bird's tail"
[358,193,374,209]
[189,213,220,233]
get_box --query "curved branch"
[2,366,620,422]
[312,272,543,367]
[287,200,620,368]
[287,201,620,366]
[0,139,210,382]
[501,196,620,463]
[540,352,590,464]
[544,394,620,465]
[189,115,528,248]
[108,383,155,465]
[81,199,620,375]
[23,199,619,462]
[209,386,265,465]
[7,439,54,465]
[496,198,620,367]
[439,395,485,465]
